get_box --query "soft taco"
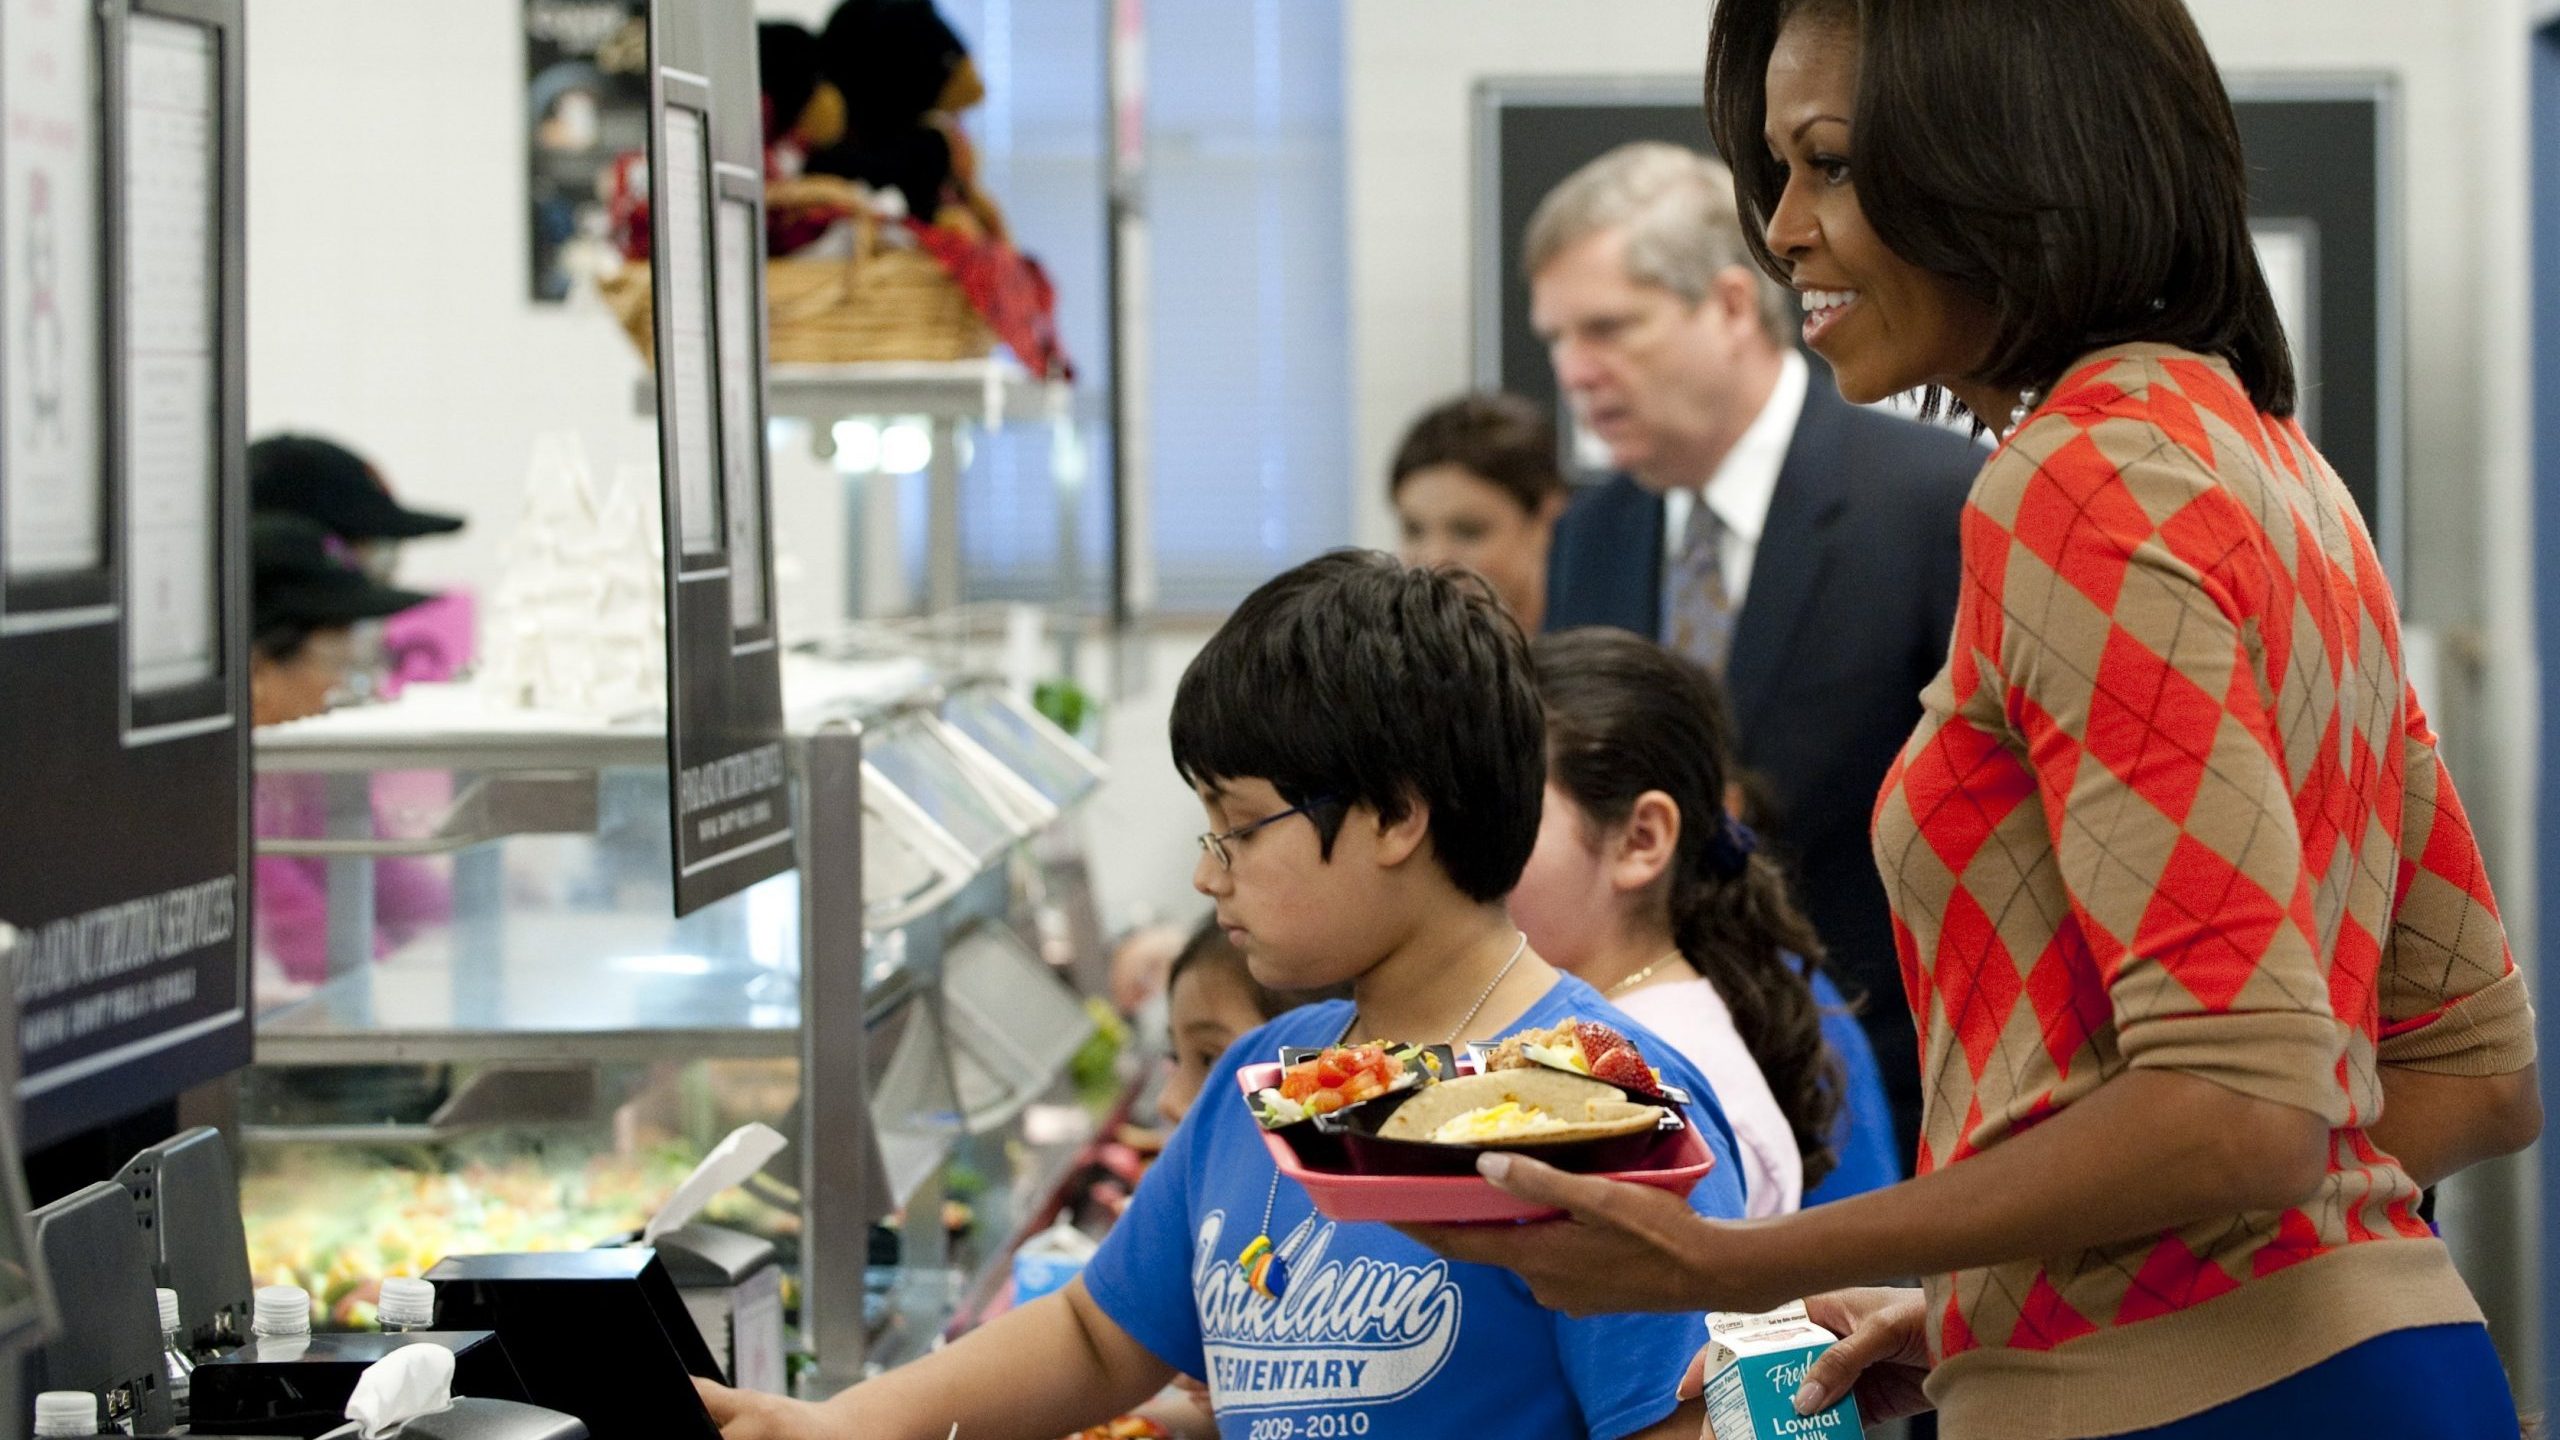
[1373,1068,1665,1147]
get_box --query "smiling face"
[1761,16,1998,408]
[1530,227,1771,492]
[1394,464,1560,630]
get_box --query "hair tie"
[1706,815,1758,879]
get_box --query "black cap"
[252,514,433,637]
[249,434,465,542]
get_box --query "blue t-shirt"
[1801,968,1902,1205]
[1083,973,1748,1440]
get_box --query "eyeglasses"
[1197,795,1337,870]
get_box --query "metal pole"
[323,771,376,981]
[926,418,964,614]
[1104,0,1149,630]
[797,724,874,1397]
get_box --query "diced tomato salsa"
[1275,1045,1400,1116]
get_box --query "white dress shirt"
[1661,351,1809,611]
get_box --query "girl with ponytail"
[1511,627,1896,1213]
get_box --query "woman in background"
[1389,393,1568,632]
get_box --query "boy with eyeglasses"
[700,551,1745,1440]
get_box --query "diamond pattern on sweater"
[1872,346,2530,1366]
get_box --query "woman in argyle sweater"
[1393,1,2540,1435]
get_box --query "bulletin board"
[0,0,252,1150]
[646,0,793,916]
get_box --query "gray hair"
[1523,141,1796,346]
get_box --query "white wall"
[1342,0,1710,554]
[1345,0,2542,1393]
[245,0,662,604]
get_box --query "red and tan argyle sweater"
[1871,345,2536,1438]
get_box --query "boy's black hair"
[1170,550,1544,904]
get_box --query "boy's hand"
[696,1376,830,1440]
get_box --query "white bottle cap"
[253,1284,312,1337]
[157,1287,182,1336]
[34,1389,97,1435]
[377,1276,434,1328]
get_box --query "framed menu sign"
[0,0,250,1150]
[2,0,112,623]
[647,0,791,915]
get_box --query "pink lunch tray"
[1236,1062,1715,1224]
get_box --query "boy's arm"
[701,1280,1176,1440]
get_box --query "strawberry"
[1591,1045,1659,1097]
[1576,1020,1633,1061]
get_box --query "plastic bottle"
[252,1284,311,1339]
[156,1288,194,1426]
[377,1277,435,1333]
[32,1389,100,1436]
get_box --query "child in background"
[699,552,1745,1440]
[1511,628,1899,1212]
[1156,917,1326,1129]
[1129,918,1328,1438]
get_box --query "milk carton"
[1700,1302,1862,1440]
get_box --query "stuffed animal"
[757,21,845,180]
[806,0,1007,241]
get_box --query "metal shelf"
[252,905,806,1065]
[636,357,1070,442]
[255,686,666,774]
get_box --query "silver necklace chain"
[1251,929,1532,1300]
[1340,928,1531,1046]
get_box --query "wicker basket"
[600,180,993,366]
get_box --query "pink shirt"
[252,773,453,986]
[1612,977,1801,1216]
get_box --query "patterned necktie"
[1665,497,1738,676]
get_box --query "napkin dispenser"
[189,1332,530,1438]
[313,1397,590,1440]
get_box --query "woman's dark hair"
[1706,0,2296,420]
[1171,551,1545,904]
[1388,394,1567,515]
[1167,914,1345,1020]
[1534,628,1842,1186]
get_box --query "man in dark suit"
[1529,143,1981,1175]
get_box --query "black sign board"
[1471,78,2400,563]
[0,0,251,1149]
[646,0,792,916]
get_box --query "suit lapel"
[1724,382,1852,731]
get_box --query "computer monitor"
[28,1182,167,1434]
[0,921,62,1403]
[118,1126,254,1352]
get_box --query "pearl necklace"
[1606,948,1687,998]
